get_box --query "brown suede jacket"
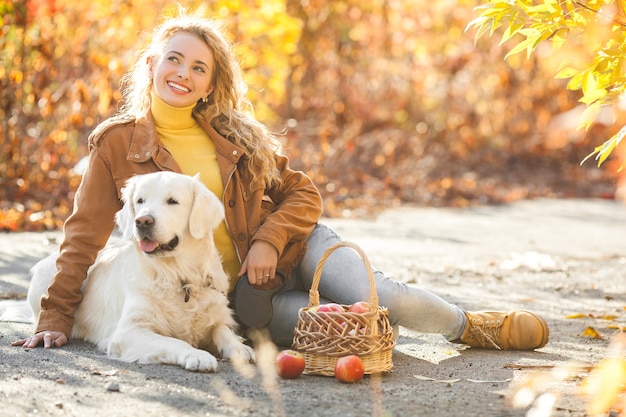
[36,110,323,339]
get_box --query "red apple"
[334,355,364,383]
[348,301,370,314]
[316,303,343,313]
[317,303,345,326]
[275,349,306,379]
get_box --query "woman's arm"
[256,154,323,250]
[34,147,121,341]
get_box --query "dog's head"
[116,172,224,256]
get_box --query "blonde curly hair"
[119,10,282,188]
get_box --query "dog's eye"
[137,198,144,204]
[167,198,179,205]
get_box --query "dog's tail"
[0,300,34,323]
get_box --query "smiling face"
[149,31,215,108]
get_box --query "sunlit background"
[1,0,622,230]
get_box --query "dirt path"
[1,198,625,417]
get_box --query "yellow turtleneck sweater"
[151,93,241,288]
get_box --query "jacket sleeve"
[251,154,323,257]
[36,146,121,339]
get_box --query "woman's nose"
[177,67,189,79]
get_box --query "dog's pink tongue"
[139,239,159,253]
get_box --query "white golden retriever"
[26,171,255,371]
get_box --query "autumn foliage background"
[0,0,623,232]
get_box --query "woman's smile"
[167,80,191,94]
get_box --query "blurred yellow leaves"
[507,335,626,417]
[580,334,626,417]
[214,0,301,123]
[0,0,302,230]
[566,309,624,340]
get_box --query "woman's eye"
[193,66,205,73]
[167,198,179,205]
[167,56,179,63]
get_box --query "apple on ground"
[334,355,365,383]
[348,301,370,314]
[275,349,306,379]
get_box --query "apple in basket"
[313,303,345,326]
[276,350,306,379]
[348,301,370,314]
[334,355,365,383]
[316,303,343,313]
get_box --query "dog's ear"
[115,176,138,241]
[189,177,225,239]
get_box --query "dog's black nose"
[135,215,155,229]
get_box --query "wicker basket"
[292,241,395,376]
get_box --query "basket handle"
[308,241,379,313]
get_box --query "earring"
[202,96,209,103]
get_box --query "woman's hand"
[12,331,68,349]
[238,240,279,285]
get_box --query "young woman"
[13,12,548,351]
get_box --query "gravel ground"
[1,198,625,417]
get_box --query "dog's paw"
[180,349,219,372]
[221,342,256,364]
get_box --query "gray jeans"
[267,224,467,346]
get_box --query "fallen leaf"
[504,364,557,370]
[566,313,589,319]
[580,327,603,339]
[466,378,512,383]
[504,363,594,372]
[91,369,120,376]
[413,375,462,384]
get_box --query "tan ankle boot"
[459,310,549,350]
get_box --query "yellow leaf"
[576,104,602,131]
[504,36,535,60]
[567,71,583,91]
[500,20,522,44]
[566,313,589,319]
[555,67,579,79]
[581,71,608,103]
[580,326,603,339]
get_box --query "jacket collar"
[126,109,245,172]
[192,108,244,165]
